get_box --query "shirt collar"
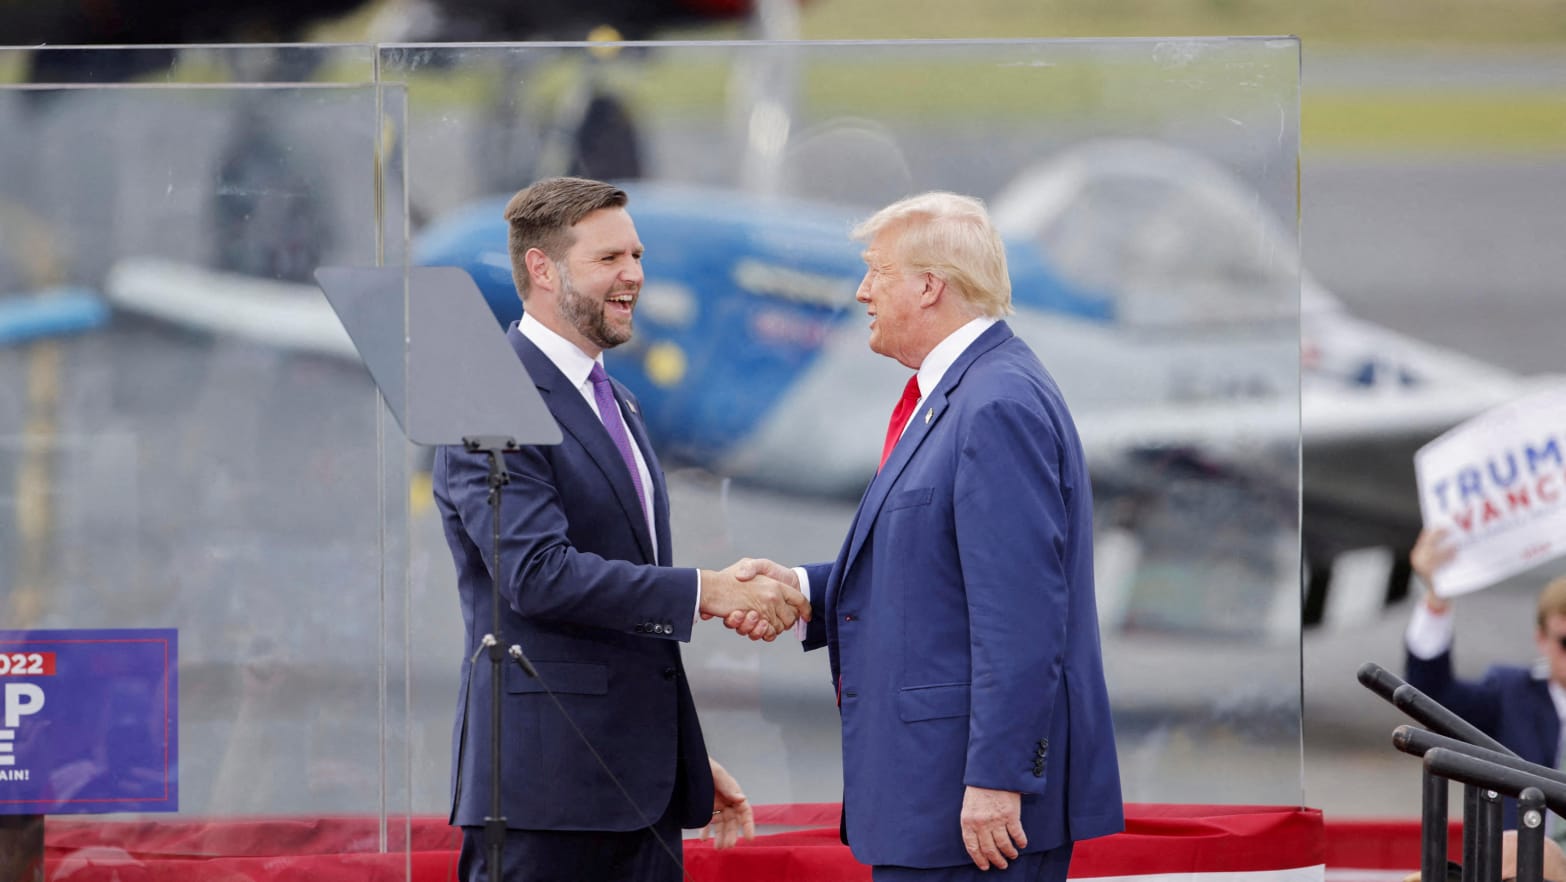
[915,316,998,399]
[520,311,600,390]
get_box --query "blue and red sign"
[0,628,178,814]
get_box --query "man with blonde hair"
[737,191,1123,880]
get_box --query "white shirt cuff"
[1406,595,1456,660]
[792,567,812,640]
[693,569,703,624]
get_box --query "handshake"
[697,558,807,642]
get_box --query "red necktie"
[878,375,922,471]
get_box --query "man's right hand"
[699,560,810,641]
[722,559,804,638]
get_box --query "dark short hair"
[504,177,628,299]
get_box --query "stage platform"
[39,803,1462,881]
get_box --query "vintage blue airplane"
[100,139,1556,630]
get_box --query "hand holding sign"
[1414,383,1566,597]
[1409,528,1457,613]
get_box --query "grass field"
[4,1,1562,153]
[392,42,1566,154]
[319,0,1566,154]
[790,0,1566,45]
[793,0,1566,152]
[307,0,1566,48]
[1305,88,1566,152]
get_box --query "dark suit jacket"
[801,321,1123,868]
[1406,647,1559,828]
[433,323,714,832]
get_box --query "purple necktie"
[588,362,649,526]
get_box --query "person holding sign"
[1404,526,1566,837]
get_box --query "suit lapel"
[508,326,657,563]
[842,388,949,570]
[840,322,1014,577]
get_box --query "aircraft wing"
[105,258,356,360]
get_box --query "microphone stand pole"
[463,435,538,878]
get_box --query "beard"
[555,263,633,351]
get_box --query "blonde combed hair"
[851,191,1013,318]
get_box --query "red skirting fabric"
[1322,818,1462,869]
[43,803,1327,881]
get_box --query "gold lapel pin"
[924,408,933,424]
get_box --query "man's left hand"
[960,785,1026,870]
[701,758,755,849]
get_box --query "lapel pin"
[924,408,933,424]
[627,400,637,414]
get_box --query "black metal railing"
[1358,661,1558,882]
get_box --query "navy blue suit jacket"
[433,324,714,832]
[1406,647,1559,828]
[801,321,1124,868]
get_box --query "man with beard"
[432,176,811,881]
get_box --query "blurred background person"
[1405,526,1566,836]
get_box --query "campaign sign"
[1415,383,1566,597]
[0,628,177,814]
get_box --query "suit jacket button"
[663,667,678,680]
[660,624,672,635]
[633,624,645,633]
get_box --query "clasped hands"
[698,558,805,642]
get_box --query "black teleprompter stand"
[464,434,544,875]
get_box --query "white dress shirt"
[1404,597,1457,661]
